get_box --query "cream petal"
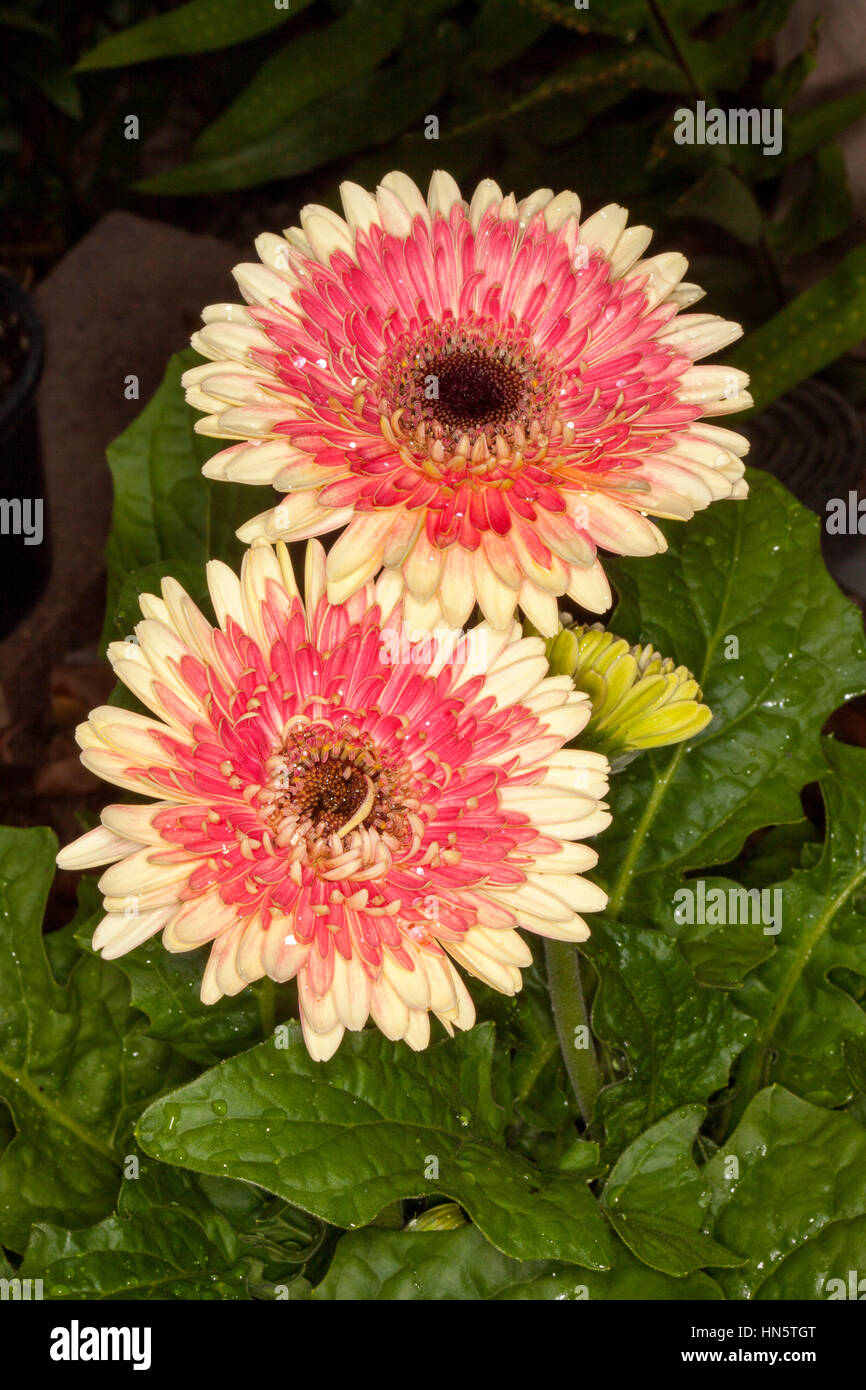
[518,581,559,636]
[331,951,373,1030]
[56,824,141,871]
[382,951,431,1010]
[427,169,464,218]
[302,1016,345,1061]
[579,203,628,257]
[339,180,380,234]
[93,906,172,959]
[403,1008,431,1051]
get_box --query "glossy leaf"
[0,828,190,1252]
[704,1086,866,1298]
[603,1107,743,1274]
[601,470,866,924]
[586,923,752,1158]
[734,739,866,1112]
[76,925,265,1070]
[313,1223,724,1299]
[20,1161,251,1300]
[137,1023,614,1268]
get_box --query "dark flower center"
[258,722,417,851]
[415,350,524,433]
[290,759,370,836]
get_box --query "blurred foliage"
[2,0,866,406]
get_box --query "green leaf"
[770,144,851,258]
[704,1086,866,1298]
[670,165,764,246]
[456,46,686,145]
[675,878,776,988]
[586,923,752,1159]
[75,926,265,1069]
[313,1223,724,1299]
[0,827,191,1252]
[474,961,571,1134]
[136,46,449,194]
[601,470,866,925]
[662,0,795,92]
[194,1,409,157]
[730,241,866,411]
[732,820,821,889]
[101,350,273,649]
[76,0,307,71]
[31,61,82,119]
[733,739,866,1112]
[762,18,820,106]
[468,0,550,70]
[137,1023,614,1268]
[544,0,648,40]
[741,87,866,182]
[603,1107,743,1275]
[20,1161,251,1299]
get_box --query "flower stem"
[543,940,599,1131]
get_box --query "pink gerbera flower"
[57,541,609,1059]
[183,171,751,635]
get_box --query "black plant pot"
[742,378,866,596]
[0,273,49,642]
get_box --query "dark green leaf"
[20,1161,251,1299]
[601,471,866,924]
[136,47,449,194]
[676,878,776,988]
[603,1107,743,1274]
[734,739,866,1112]
[730,241,866,411]
[0,828,190,1252]
[586,923,751,1159]
[741,87,866,182]
[704,1086,866,1298]
[75,925,265,1069]
[670,165,763,246]
[313,1222,724,1299]
[769,144,851,257]
[762,19,819,106]
[468,0,550,70]
[194,1,410,157]
[76,0,307,71]
[137,1023,614,1268]
[456,46,686,145]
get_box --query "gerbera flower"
[547,622,712,760]
[183,170,750,636]
[57,541,609,1059]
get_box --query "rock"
[0,210,240,742]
